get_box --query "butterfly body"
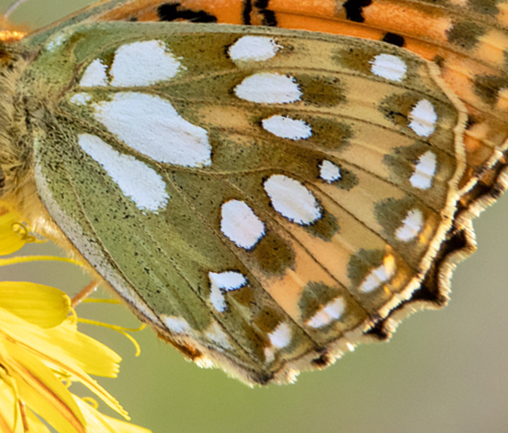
[1,0,505,385]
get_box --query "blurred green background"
[1,1,508,432]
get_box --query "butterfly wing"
[180,0,508,335]
[38,0,508,176]
[24,0,508,325]
[19,22,466,383]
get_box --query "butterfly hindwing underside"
[23,1,508,325]
[0,19,465,384]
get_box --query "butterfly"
[0,0,505,385]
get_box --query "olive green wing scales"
[28,23,465,384]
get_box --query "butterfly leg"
[71,280,99,308]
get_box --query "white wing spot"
[395,208,424,241]
[264,175,321,225]
[262,115,312,140]
[370,54,407,82]
[80,59,108,87]
[319,160,342,183]
[221,200,265,249]
[209,271,247,313]
[410,151,437,190]
[235,73,302,104]
[163,316,193,334]
[93,92,211,167]
[69,93,91,106]
[268,323,292,348]
[307,297,345,328]
[359,255,396,293]
[408,99,437,137]
[205,322,233,350]
[264,323,292,363]
[78,134,169,212]
[229,36,281,62]
[110,40,183,87]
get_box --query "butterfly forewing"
[20,21,466,383]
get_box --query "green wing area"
[26,22,466,384]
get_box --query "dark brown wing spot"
[254,0,277,26]
[157,3,218,22]
[474,74,508,105]
[311,352,333,368]
[305,210,340,241]
[446,21,485,50]
[469,0,499,16]
[252,232,295,275]
[382,32,405,47]
[343,0,372,23]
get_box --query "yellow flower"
[0,201,150,433]
[0,204,28,256]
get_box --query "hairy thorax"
[0,43,70,244]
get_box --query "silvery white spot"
[78,134,169,212]
[110,40,183,87]
[80,59,108,87]
[408,99,437,137]
[370,54,407,82]
[264,322,292,363]
[307,297,345,328]
[229,36,281,62]
[235,73,302,104]
[264,175,321,225]
[205,322,233,350]
[164,316,193,334]
[269,322,292,348]
[209,271,247,313]
[93,92,211,167]
[221,200,265,249]
[359,256,396,293]
[319,160,342,183]
[262,115,312,140]
[395,208,424,241]
[69,93,91,106]
[409,151,437,190]
[46,33,66,52]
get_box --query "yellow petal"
[0,308,120,377]
[25,408,52,433]
[0,376,23,433]
[74,397,152,433]
[0,282,71,328]
[44,320,121,378]
[0,206,26,256]
[0,308,127,418]
[0,338,86,433]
